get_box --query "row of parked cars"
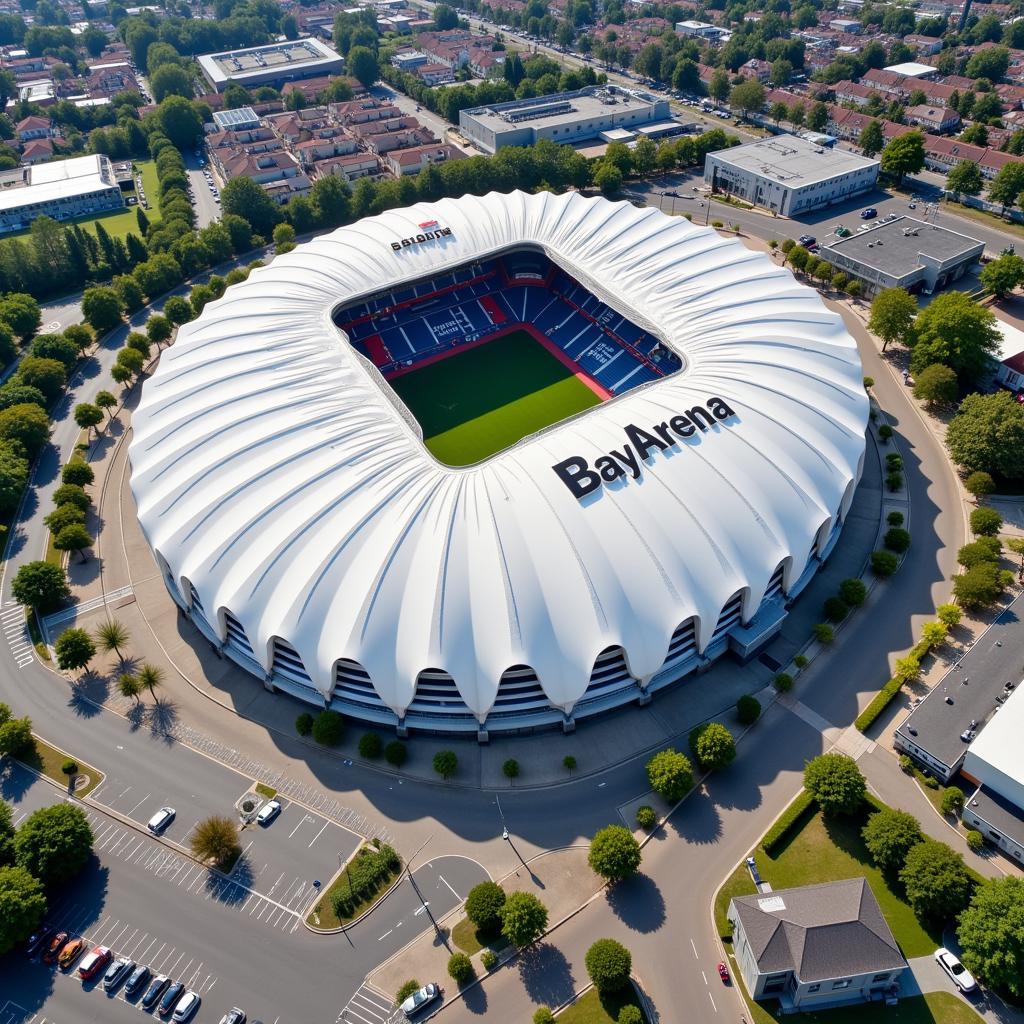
[26,926,253,1023]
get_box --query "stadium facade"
[129,191,868,737]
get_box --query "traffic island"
[21,733,103,798]
[306,839,403,932]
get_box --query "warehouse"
[703,134,879,216]
[197,37,344,93]
[459,86,671,154]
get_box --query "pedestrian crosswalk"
[337,983,400,1024]
[1,604,35,669]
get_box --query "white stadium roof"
[130,190,868,727]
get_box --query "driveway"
[905,954,1024,1024]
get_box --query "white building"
[0,154,124,235]
[883,61,938,79]
[703,135,879,216]
[197,37,344,93]
[675,19,730,41]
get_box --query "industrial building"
[459,86,671,154]
[0,154,123,235]
[197,37,344,93]
[817,217,983,296]
[703,135,879,216]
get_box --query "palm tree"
[96,619,130,663]
[138,663,164,703]
[117,672,142,703]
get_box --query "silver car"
[400,982,439,1016]
[147,807,175,834]
[934,947,977,993]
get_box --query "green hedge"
[761,789,816,855]
[855,677,903,733]
[329,842,401,919]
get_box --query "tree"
[0,865,46,954]
[729,79,765,119]
[502,758,520,780]
[54,627,95,672]
[593,162,623,196]
[147,315,172,346]
[500,891,548,947]
[189,814,241,869]
[947,160,983,198]
[982,253,1024,301]
[0,796,13,867]
[0,442,27,517]
[433,749,457,780]
[709,68,730,104]
[53,483,90,512]
[221,176,280,238]
[808,101,828,132]
[14,803,93,886]
[585,938,632,992]
[533,1010,555,1024]
[11,561,69,612]
[54,523,94,562]
[959,539,1001,569]
[273,222,296,255]
[901,840,973,923]
[357,732,381,758]
[913,364,958,408]
[618,1008,643,1024]
[911,292,1001,385]
[881,131,926,182]
[861,808,923,872]
[646,748,693,803]
[95,390,118,420]
[312,710,343,745]
[921,621,949,648]
[839,578,867,607]
[937,603,962,628]
[958,877,1024,998]
[465,880,506,931]
[95,619,129,662]
[635,805,656,831]
[941,786,965,816]
[448,951,474,985]
[137,662,163,703]
[859,119,884,157]
[117,672,143,703]
[588,824,642,882]
[868,288,916,351]
[736,694,761,725]
[162,295,193,326]
[989,161,1024,212]
[688,722,736,770]
[61,459,93,487]
[151,63,193,103]
[954,561,1010,607]
[384,740,407,767]
[0,294,41,340]
[0,716,32,758]
[947,392,1024,480]
[116,347,145,377]
[16,357,66,405]
[81,286,122,333]
[563,755,577,773]
[965,472,995,502]
[803,753,866,815]
[769,101,788,125]
[971,506,1002,536]
[347,46,379,88]
[73,402,103,436]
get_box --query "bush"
[762,789,816,855]
[855,677,903,732]
[958,540,1001,569]
[448,952,474,985]
[861,807,923,872]
[954,562,1009,608]
[396,980,420,1004]
[533,1010,555,1024]
[887,510,905,527]
[774,672,793,693]
[871,550,899,577]
[885,527,911,553]
[937,602,962,627]
[924,774,939,789]
[357,732,382,759]
[688,722,736,770]
[941,786,965,817]
[646,748,693,803]
[481,949,498,971]
[887,470,904,491]
[585,938,632,993]
[965,471,995,501]
[793,654,809,669]
[812,623,835,644]
[966,829,984,852]
[803,753,866,816]
[385,740,407,767]
[970,507,1002,536]
[329,842,400,919]
[311,710,344,746]
[879,424,893,441]
[618,1008,643,1024]
[502,758,520,780]
[900,840,973,923]
[563,754,577,773]
[500,891,548,947]
[839,578,867,607]
[736,694,761,725]
[824,596,849,622]
[295,713,313,736]
[886,453,903,470]
[635,805,657,830]
[465,880,506,931]
[61,758,78,776]
[588,824,642,882]
[899,754,914,773]
[433,750,457,780]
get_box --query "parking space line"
[308,820,330,847]
[126,794,151,816]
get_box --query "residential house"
[15,115,51,143]
[905,34,942,56]
[740,58,771,82]
[384,142,461,175]
[416,63,455,86]
[906,104,960,133]
[314,152,381,183]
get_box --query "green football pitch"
[387,329,603,466]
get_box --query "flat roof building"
[817,216,983,296]
[703,134,879,216]
[884,61,938,78]
[212,106,261,132]
[197,37,344,93]
[459,85,671,154]
[0,154,124,235]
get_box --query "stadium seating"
[334,251,682,397]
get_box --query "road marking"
[127,794,151,816]
[691,939,699,959]
[289,814,313,838]
[308,820,330,847]
[708,992,717,1013]
[437,874,461,901]
[413,902,430,917]
[378,929,393,941]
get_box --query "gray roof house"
[728,879,907,1012]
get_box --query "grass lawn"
[306,844,402,930]
[387,329,602,465]
[21,735,103,798]
[451,916,508,956]
[736,990,981,1024]
[557,987,648,1023]
[254,782,277,799]
[943,198,1024,241]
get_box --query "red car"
[42,932,68,964]
[717,961,730,984]
[78,945,112,980]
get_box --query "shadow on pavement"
[605,872,665,933]
[459,979,488,1016]
[516,942,576,1007]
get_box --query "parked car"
[935,948,977,993]
[142,975,171,1009]
[717,961,730,983]
[400,983,440,1016]
[77,945,112,980]
[42,932,68,963]
[103,957,135,992]
[25,927,52,956]
[148,806,176,834]
[256,800,281,826]
[797,235,816,248]
[172,991,201,1022]
[125,963,152,997]
[219,1009,246,1024]
[860,207,877,219]
[158,981,185,1017]
[57,937,86,969]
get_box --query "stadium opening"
[130,190,869,737]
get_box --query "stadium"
[129,190,869,737]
